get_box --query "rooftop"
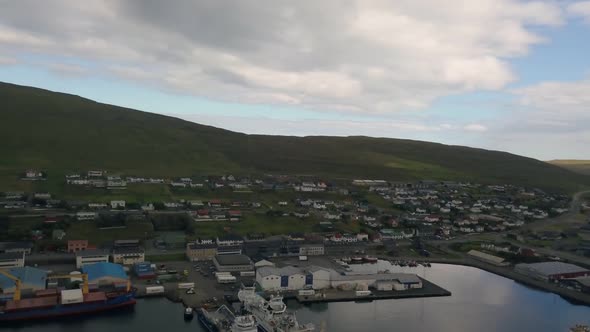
[0,266,47,289]
[76,249,109,257]
[214,254,252,266]
[516,262,590,276]
[0,252,24,260]
[81,262,127,281]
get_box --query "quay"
[295,277,451,303]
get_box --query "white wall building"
[76,250,110,269]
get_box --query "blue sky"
[1,0,590,160]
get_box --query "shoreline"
[381,255,590,306]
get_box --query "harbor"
[3,264,590,332]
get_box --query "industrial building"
[213,254,254,272]
[256,265,423,292]
[81,262,128,288]
[186,242,218,261]
[467,250,508,266]
[112,247,145,265]
[515,262,590,281]
[299,244,325,256]
[76,249,110,269]
[256,266,306,291]
[0,266,47,294]
[0,242,33,255]
[0,252,25,269]
[254,259,276,269]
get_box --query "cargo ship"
[0,270,136,322]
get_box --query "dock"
[296,277,451,303]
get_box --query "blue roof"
[0,267,47,289]
[81,262,127,282]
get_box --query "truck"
[355,290,372,297]
[145,286,165,295]
[177,282,195,289]
[239,271,255,277]
[216,275,237,284]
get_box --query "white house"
[110,200,126,209]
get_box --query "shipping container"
[355,290,371,297]
[239,271,255,277]
[216,275,237,284]
[145,286,165,294]
[61,289,84,304]
[177,282,195,289]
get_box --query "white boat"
[198,305,258,332]
[238,288,315,332]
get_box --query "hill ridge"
[1,81,588,192]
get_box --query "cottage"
[67,240,89,253]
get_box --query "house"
[228,210,242,221]
[88,203,108,209]
[25,170,42,178]
[88,170,104,177]
[110,200,126,209]
[112,247,145,265]
[52,229,66,240]
[107,180,127,189]
[67,240,89,253]
[217,235,244,247]
[76,249,110,269]
[141,203,154,211]
[424,215,441,223]
[0,252,25,269]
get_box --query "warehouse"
[305,266,331,290]
[330,272,423,291]
[76,249,109,269]
[81,262,128,288]
[515,262,590,282]
[0,266,47,294]
[213,254,253,272]
[467,250,508,266]
[0,252,25,269]
[256,266,306,291]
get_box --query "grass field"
[2,82,589,193]
[549,160,590,176]
[65,220,154,246]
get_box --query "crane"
[0,270,22,301]
[47,274,89,294]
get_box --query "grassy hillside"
[1,82,589,193]
[548,160,590,176]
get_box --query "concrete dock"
[295,277,451,303]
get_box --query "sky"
[1,1,590,161]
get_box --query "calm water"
[5,264,590,332]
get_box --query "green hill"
[548,160,590,176]
[1,82,588,193]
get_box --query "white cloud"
[0,55,17,65]
[0,0,565,114]
[568,1,590,23]
[464,124,488,132]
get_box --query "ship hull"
[196,309,220,332]
[0,293,136,322]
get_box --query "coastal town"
[1,169,590,328]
